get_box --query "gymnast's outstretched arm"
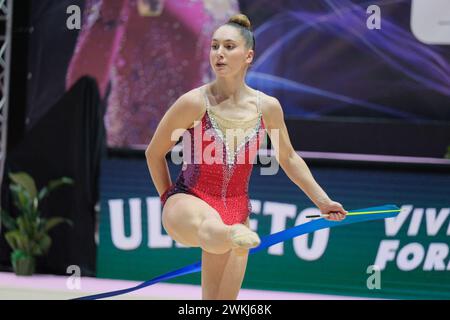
[261,94,348,221]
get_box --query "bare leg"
[162,193,260,255]
[201,248,249,300]
[162,193,233,254]
[201,219,251,300]
[197,216,235,254]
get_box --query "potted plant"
[0,172,73,276]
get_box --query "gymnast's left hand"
[319,200,348,221]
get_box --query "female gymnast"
[145,13,348,300]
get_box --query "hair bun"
[228,14,251,30]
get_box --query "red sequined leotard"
[160,86,266,225]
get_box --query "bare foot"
[229,224,261,249]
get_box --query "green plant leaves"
[31,235,52,256]
[5,219,64,256]
[38,177,74,201]
[0,208,17,230]
[45,217,73,232]
[9,172,37,199]
[5,230,26,251]
[17,216,36,238]
[4,172,74,260]
[10,184,32,215]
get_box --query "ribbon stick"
[73,204,400,300]
[305,208,401,218]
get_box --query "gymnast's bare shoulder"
[257,90,297,165]
[258,91,283,130]
[145,87,206,159]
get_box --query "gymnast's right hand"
[319,200,348,221]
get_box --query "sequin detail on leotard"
[160,87,266,225]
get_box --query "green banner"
[97,158,450,299]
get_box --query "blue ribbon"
[74,204,400,300]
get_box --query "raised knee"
[162,208,186,240]
[161,209,175,233]
[162,205,205,247]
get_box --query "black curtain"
[26,0,85,131]
[1,76,105,276]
